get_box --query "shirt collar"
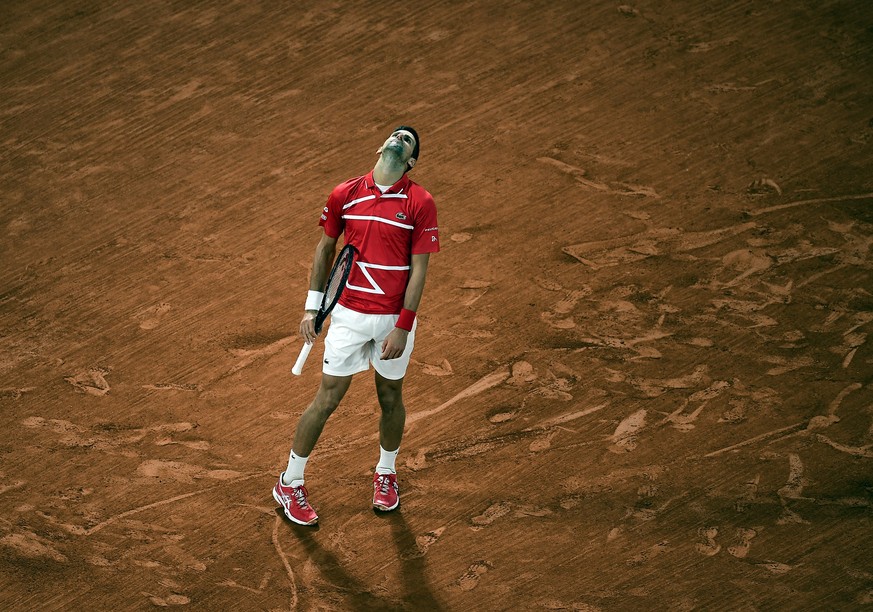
[365,170,410,194]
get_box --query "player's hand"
[380,328,408,360]
[300,311,317,345]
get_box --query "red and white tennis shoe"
[273,474,318,525]
[372,472,400,511]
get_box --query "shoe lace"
[377,475,392,495]
[292,487,309,509]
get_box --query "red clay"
[2,1,872,609]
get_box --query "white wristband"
[305,290,324,311]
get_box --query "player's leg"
[371,313,416,457]
[370,312,416,511]
[290,303,370,464]
[375,371,405,454]
[274,373,352,526]
[275,303,368,525]
[291,373,353,456]
[372,372,404,511]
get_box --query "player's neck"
[372,156,406,187]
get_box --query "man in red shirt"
[273,126,439,525]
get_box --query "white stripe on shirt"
[343,214,414,230]
[342,195,377,210]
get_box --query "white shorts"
[322,303,417,380]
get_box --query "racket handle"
[291,342,314,376]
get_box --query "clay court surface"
[2,1,873,609]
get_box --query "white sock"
[282,451,308,486]
[376,446,399,475]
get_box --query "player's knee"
[376,385,403,412]
[312,397,340,417]
[317,375,351,406]
[302,394,335,423]
[312,387,344,415]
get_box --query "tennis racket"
[291,243,358,375]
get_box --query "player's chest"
[342,194,412,233]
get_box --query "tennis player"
[273,126,439,525]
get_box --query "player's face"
[380,130,417,166]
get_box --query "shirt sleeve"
[318,185,345,238]
[410,192,439,254]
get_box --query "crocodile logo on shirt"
[395,212,407,220]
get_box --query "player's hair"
[394,125,420,168]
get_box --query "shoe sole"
[373,499,400,512]
[273,487,318,525]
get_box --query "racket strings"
[325,257,350,303]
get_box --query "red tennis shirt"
[319,171,439,314]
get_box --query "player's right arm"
[300,232,338,344]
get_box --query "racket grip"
[291,342,314,376]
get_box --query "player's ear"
[376,145,383,155]
[407,157,416,169]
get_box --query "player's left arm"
[380,252,430,360]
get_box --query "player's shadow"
[376,508,444,611]
[278,507,444,611]
[281,513,391,611]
